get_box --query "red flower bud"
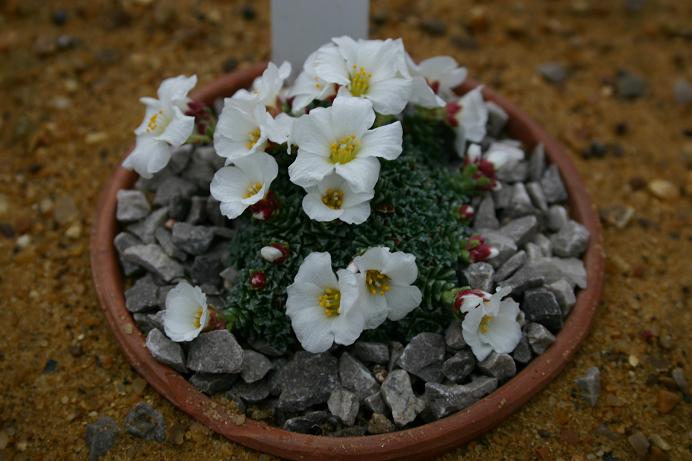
[250,271,266,289]
[249,191,279,221]
[446,102,461,126]
[205,308,227,331]
[458,204,475,221]
[453,288,488,312]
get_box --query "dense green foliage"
[223,113,477,353]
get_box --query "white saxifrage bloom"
[163,281,209,342]
[302,174,374,224]
[289,96,402,193]
[461,286,523,361]
[210,152,279,219]
[233,61,291,110]
[314,36,411,115]
[453,86,489,154]
[213,98,286,163]
[289,48,336,114]
[123,75,197,178]
[407,55,467,108]
[286,252,365,353]
[351,247,422,329]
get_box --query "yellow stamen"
[246,127,261,149]
[349,65,372,97]
[321,188,344,209]
[365,270,391,296]
[146,111,164,133]
[479,315,493,334]
[329,134,360,164]
[193,306,204,329]
[319,288,341,317]
[244,182,262,198]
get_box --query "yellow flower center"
[146,111,168,135]
[365,270,391,296]
[319,288,341,317]
[329,134,360,164]
[246,127,261,149]
[349,65,372,97]
[193,306,204,329]
[479,314,493,334]
[244,182,262,198]
[321,188,344,209]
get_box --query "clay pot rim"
[90,63,604,461]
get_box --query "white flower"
[407,55,467,108]
[163,281,209,342]
[214,98,286,163]
[289,96,402,193]
[302,174,374,224]
[461,286,522,361]
[286,252,364,353]
[351,247,422,329]
[289,48,336,114]
[123,75,197,178]
[233,61,291,110]
[485,140,524,170]
[314,36,411,115]
[210,152,279,219]
[453,86,489,154]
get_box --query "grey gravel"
[538,62,568,85]
[187,330,244,374]
[124,402,165,442]
[551,220,590,258]
[574,366,600,407]
[133,310,164,335]
[526,182,548,211]
[496,161,528,184]
[532,233,553,257]
[388,341,404,372]
[491,181,512,209]
[528,144,546,181]
[486,101,508,138]
[546,205,569,231]
[674,78,692,106]
[522,287,563,332]
[541,165,567,203]
[85,417,119,461]
[145,328,187,373]
[615,69,647,100]
[525,322,556,355]
[189,372,238,395]
[444,319,466,350]
[240,350,273,383]
[397,332,445,383]
[504,182,536,218]
[186,196,207,224]
[282,411,335,435]
[153,176,197,207]
[512,336,532,365]
[206,196,226,226]
[463,262,494,291]
[499,215,539,246]
[327,389,360,425]
[127,207,169,244]
[381,370,425,425]
[478,352,516,382]
[493,250,527,282]
[503,257,587,295]
[123,244,184,283]
[547,278,576,315]
[364,391,386,414]
[124,275,160,313]
[229,377,271,403]
[473,195,499,229]
[154,227,187,261]
[171,222,215,255]
[190,253,225,286]
[442,349,476,383]
[525,242,544,261]
[113,232,142,276]
[339,352,379,400]
[116,189,150,222]
[424,376,498,419]
[277,352,339,411]
[182,154,216,189]
[353,341,389,364]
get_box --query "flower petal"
[384,284,422,321]
[156,106,195,147]
[289,151,334,188]
[334,156,380,193]
[365,77,412,115]
[359,121,403,160]
[302,191,343,222]
[330,97,376,138]
[294,252,338,288]
[382,251,418,285]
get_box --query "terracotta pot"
[90,64,604,460]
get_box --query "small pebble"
[537,62,568,85]
[656,389,681,414]
[648,179,679,200]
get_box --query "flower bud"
[250,271,266,289]
[260,243,289,263]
